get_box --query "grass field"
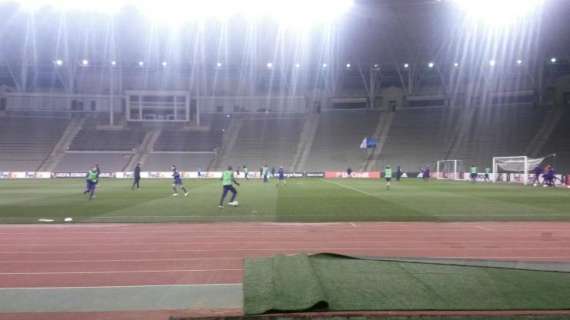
[0,178,569,223]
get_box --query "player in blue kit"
[171,165,189,197]
[277,166,286,186]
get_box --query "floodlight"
[81,59,89,66]
[322,63,328,69]
[453,62,459,67]
[54,59,63,66]
[161,61,168,67]
[373,64,379,69]
[403,63,409,69]
[111,60,117,66]
[346,63,351,69]
[295,63,301,68]
[489,60,496,67]
[266,62,273,69]
[453,0,544,26]
[216,62,223,68]
[428,62,435,68]
[516,59,523,65]
[550,57,557,63]
[138,61,144,67]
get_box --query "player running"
[132,163,141,190]
[83,166,98,200]
[171,165,189,197]
[219,166,240,208]
[277,166,286,186]
[384,165,392,190]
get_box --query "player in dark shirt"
[277,167,286,186]
[171,165,189,197]
[132,163,141,190]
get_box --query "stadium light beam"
[550,57,557,64]
[111,60,117,66]
[516,59,523,65]
[346,63,351,69]
[266,62,273,69]
[453,0,544,26]
[403,63,409,69]
[138,61,144,67]
[295,63,301,69]
[161,61,168,67]
[489,60,496,67]
[54,59,63,66]
[216,62,223,68]
[453,62,459,67]
[322,63,328,69]
[428,62,435,68]
[81,59,89,66]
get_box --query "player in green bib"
[83,166,98,200]
[384,165,392,190]
[484,167,491,182]
[470,165,478,183]
[219,166,240,208]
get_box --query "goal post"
[436,159,464,180]
[492,155,546,185]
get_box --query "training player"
[262,164,269,182]
[132,163,141,190]
[171,165,189,197]
[484,167,491,182]
[243,165,249,180]
[384,165,392,190]
[277,166,286,186]
[83,166,98,200]
[470,165,478,183]
[219,166,240,208]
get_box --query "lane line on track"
[0,269,242,275]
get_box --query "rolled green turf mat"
[243,254,570,315]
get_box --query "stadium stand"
[449,105,545,168]
[0,117,69,170]
[69,128,146,151]
[55,152,134,172]
[220,116,304,169]
[304,111,380,171]
[143,153,214,171]
[154,130,222,152]
[378,108,460,171]
[539,109,570,172]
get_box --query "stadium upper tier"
[69,129,146,151]
[0,117,68,171]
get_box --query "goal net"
[436,159,464,180]
[492,156,546,185]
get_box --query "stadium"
[0,0,569,319]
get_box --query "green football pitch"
[0,178,568,223]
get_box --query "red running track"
[0,222,569,288]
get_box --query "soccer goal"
[435,159,464,180]
[492,155,546,185]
